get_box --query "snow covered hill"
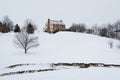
[0,32,120,80]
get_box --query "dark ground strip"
[6,63,36,68]
[1,63,120,77]
[0,69,56,77]
[6,63,120,69]
[51,63,120,68]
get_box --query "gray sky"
[0,0,120,29]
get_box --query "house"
[44,18,65,33]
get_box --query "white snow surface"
[0,31,120,80]
[50,20,65,25]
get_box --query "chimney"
[60,20,62,22]
[48,18,51,33]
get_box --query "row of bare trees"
[69,23,86,32]
[68,20,120,40]
[68,23,93,34]
[91,21,120,40]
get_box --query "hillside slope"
[0,32,120,67]
[0,32,120,80]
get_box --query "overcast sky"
[0,0,120,29]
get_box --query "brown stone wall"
[53,24,65,32]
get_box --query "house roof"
[50,20,65,25]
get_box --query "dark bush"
[69,23,86,32]
[14,24,21,32]
[99,27,108,37]
[26,23,34,34]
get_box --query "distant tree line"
[65,20,120,40]
[0,16,37,34]
[1,15,120,40]
[92,21,120,40]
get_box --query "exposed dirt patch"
[6,63,120,69]
[0,69,56,77]
[1,63,120,77]
[51,63,120,68]
[6,64,36,68]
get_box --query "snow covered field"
[0,32,120,80]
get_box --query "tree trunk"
[25,49,27,53]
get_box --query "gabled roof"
[50,20,65,25]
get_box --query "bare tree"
[114,20,120,31]
[2,16,14,31]
[91,24,99,35]
[99,27,108,37]
[14,30,39,53]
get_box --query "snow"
[0,31,120,80]
[50,20,65,25]
[1,68,120,80]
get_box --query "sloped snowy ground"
[1,66,120,80]
[0,32,120,80]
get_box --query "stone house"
[44,18,65,33]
